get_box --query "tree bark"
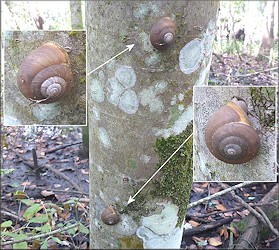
[87,1,219,248]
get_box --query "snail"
[17,41,73,104]
[101,205,120,225]
[150,17,176,50]
[205,97,260,164]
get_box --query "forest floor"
[209,52,278,86]
[1,126,90,249]
[1,53,278,249]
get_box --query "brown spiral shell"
[17,41,73,104]
[205,99,260,164]
[101,205,120,225]
[150,17,176,50]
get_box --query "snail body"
[150,17,176,50]
[205,99,260,164]
[101,205,120,225]
[17,41,73,104]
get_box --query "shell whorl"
[205,101,260,164]
[101,206,120,225]
[150,17,176,50]
[17,42,73,104]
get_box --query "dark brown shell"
[101,206,120,225]
[17,42,73,104]
[150,17,176,50]
[205,101,260,164]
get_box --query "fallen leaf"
[13,191,28,199]
[223,211,234,217]
[208,236,222,246]
[21,181,32,186]
[220,226,229,240]
[211,200,221,205]
[193,187,204,193]
[41,190,55,197]
[227,226,239,238]
[216,203,227,211]
[192,236,208,246]
[81,169,89,175]
[210,186,222,193]
[202,183,209,188]
[55,193,71,202]
[237,209,250,218]
[189,220,200,227]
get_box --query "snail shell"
[205,99,260,164]
[150,17,176,50]
[17,41,73,104]
[101,205,120,225]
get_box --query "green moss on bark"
[153,122,193,226]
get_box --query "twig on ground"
[212,52,225,66]
[183,217,234,236]
[32,148,41,179]
[14,151,85,194]
[220,183,278,237]
[187,203,268,218]
[234,67,278,78]
[187,182,254,209]
[1,223,79,246]
[45,141,82,154]
[255,206,279,237]
[0,210,25,222]
[43,164,85,194]
[232,184,278,249]
[35,186,88,195]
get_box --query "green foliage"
[1,220,13,228]
[250,87,276,129]
[0,198,89,248]
[23,204,41,220]
[0,168,15,176]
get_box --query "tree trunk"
[70,1,83,30]
[87,1,219,248]
[193,86,276,182]
[257,1,276,57]
[79,125,89,158]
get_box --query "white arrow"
[127,133,193,205]
[87,44,135,75]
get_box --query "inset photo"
[193,86,277,182]
[3,30,86,125]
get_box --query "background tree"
[87,1,219,248]
[70,0,84,30]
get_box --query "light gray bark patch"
[115,66,136,88]
[179,38,204,75]
[119,89,139,114]
[91,78,105,103]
